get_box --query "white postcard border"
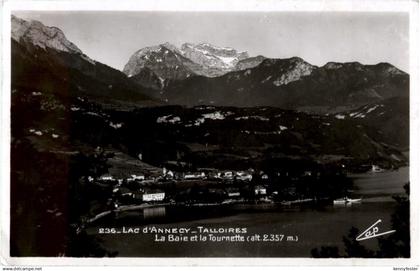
[1,0,419,267]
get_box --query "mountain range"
[10,15,409,156]
[164,58,408,112]
[123,42,408,113]
[11,15,409,113]
[9,15,409,258]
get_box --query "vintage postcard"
[0,0,419,268]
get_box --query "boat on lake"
[333,196,362,205]
[371,165,385,173]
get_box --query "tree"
[65,149,117,257]
[311,183,410,258]
[376,183,410,257]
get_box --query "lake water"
[350,166,409,201]
[87,167,409,257]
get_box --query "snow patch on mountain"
[157,115,181,124]
[261,76,272,83]
[235,116,269,121]
[366,105,380,114]
[202,111,231,120]
[180,42,249,72]
[348,104,385,119]
[188,111,234,127]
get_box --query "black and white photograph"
[1,0,419,266]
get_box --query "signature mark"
[356,219,396,241]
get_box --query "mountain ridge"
[11,15,409,113]
[122,41,408,112]
[158,56,408,111]
[11,15,158,108]
[123,42,258,88]
[11,15,95,64]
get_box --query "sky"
[14,11,409,72]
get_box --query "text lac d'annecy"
[142,226,247,234]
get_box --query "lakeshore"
[85,167,408,257]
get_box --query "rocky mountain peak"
[373,62,405,75]
[234,55,266,71]
[11,15,94,64]
[124,42,256,85]
[323,61,406,76]
[323,62,344,70]
[180,42,249,70]
[12,16,79,54]
[258,57,316,86]
[160,42,180,52]
[123,42,200,85]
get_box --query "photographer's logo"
[356,219,396,241]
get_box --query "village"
[91,168,267,206]
[86,163,352,221]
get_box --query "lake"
[86,167,409,257]
[350,166,409,201]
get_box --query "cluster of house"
[87,174,162,205]
[181,170,255,181]
[108,184,269,206]
[92,169,270,205]
[116,186,166,204]
[95,168,259,184]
